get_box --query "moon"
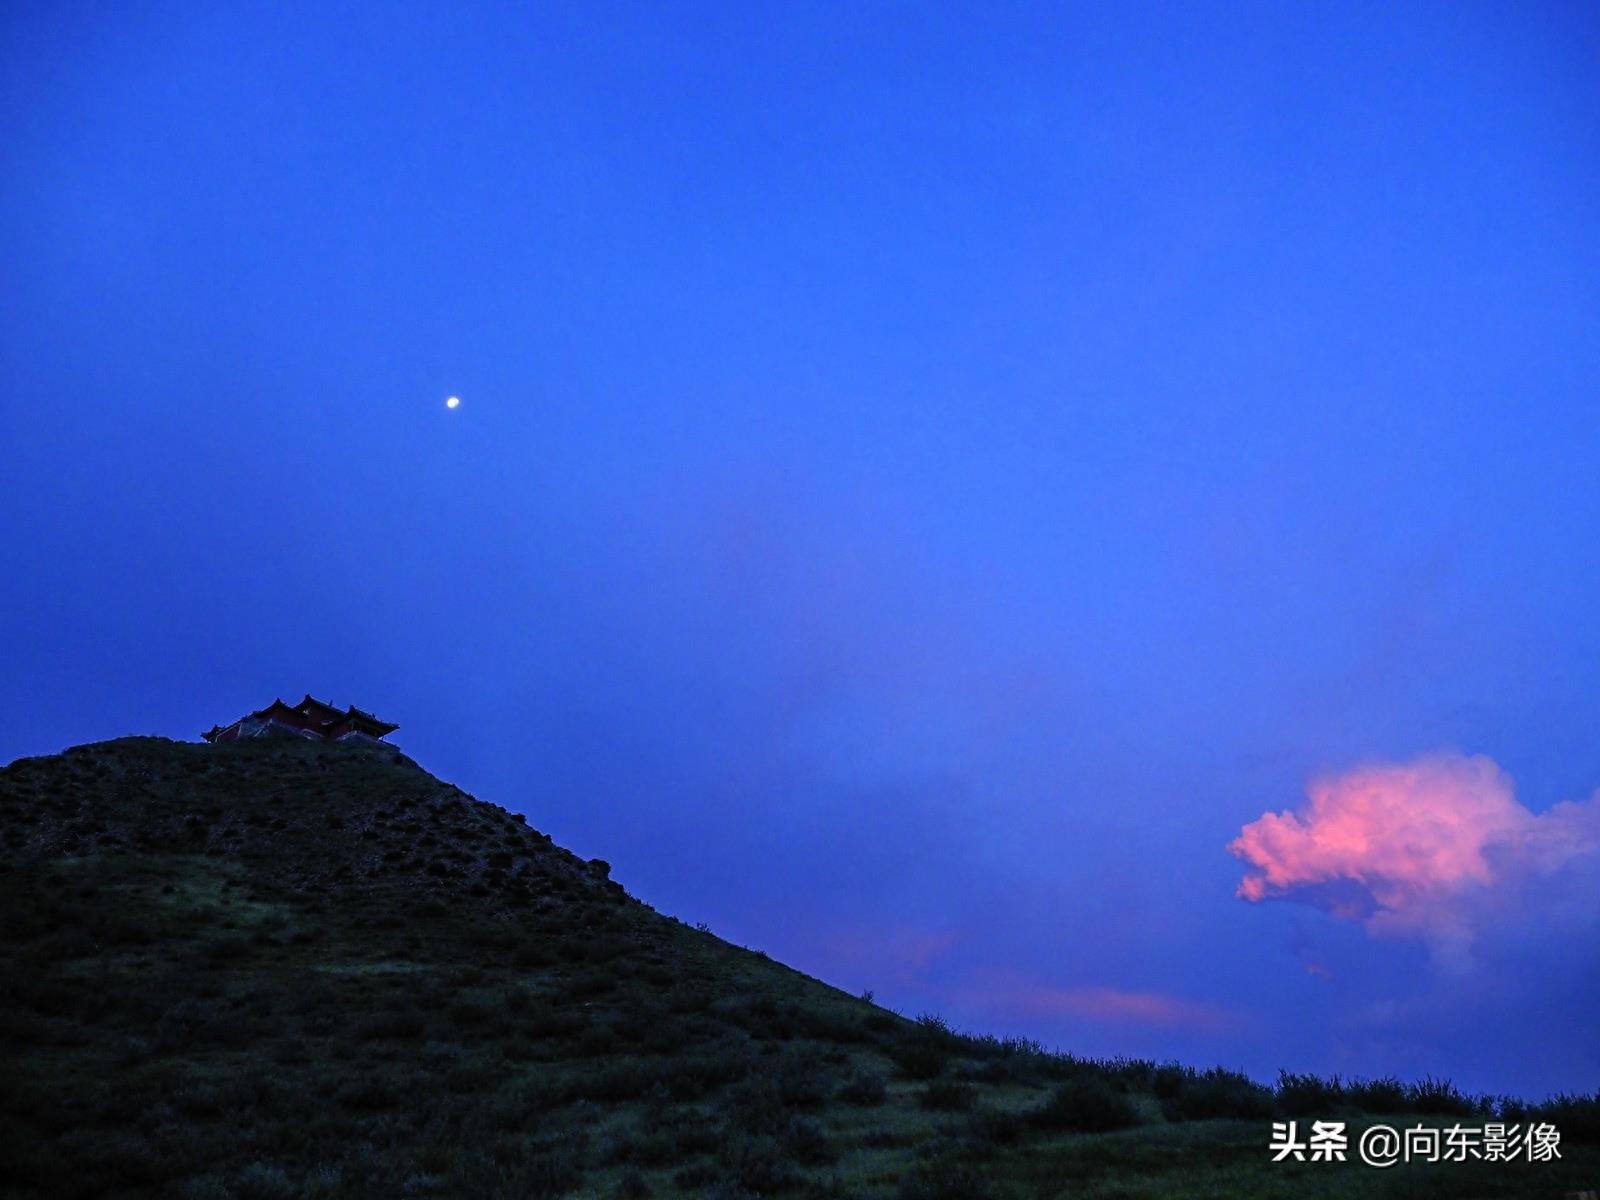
[445,395,461,410]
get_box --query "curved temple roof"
[201,697,398,742]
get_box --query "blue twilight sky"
[3,1,1598,1098]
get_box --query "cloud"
[961,976,1236,1032]
[1023,986,1235,1031]
[1229,752,1600,963]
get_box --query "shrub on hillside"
[657,1051,749,1101]
[1151,1062,1193,1100]
[774,1053,833,1109]
[1161,1067,1275,1122]
[969,1106,1025,1145]
[919,1079,978,1112]
[1407,1076,1479,1116]
[1277,1071,1345,1116]
[838,1070,887,1106]
[1528,1090,1600,1143]
[722,1076,790,1137]
[890,1041,948,1081]
[1029,1075,1141,1132]
[863,1010,897,1034]
[1346,1076,1409,1113]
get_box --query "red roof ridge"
[203,696,399,743]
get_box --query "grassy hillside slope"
[1,736,1593,1199]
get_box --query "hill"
[1,735,1594,1199]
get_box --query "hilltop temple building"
[202,696,399,746]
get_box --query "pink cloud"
[1230,752,1600,957]
[1023,986,1234,1031]
[963,977,1235,1032]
